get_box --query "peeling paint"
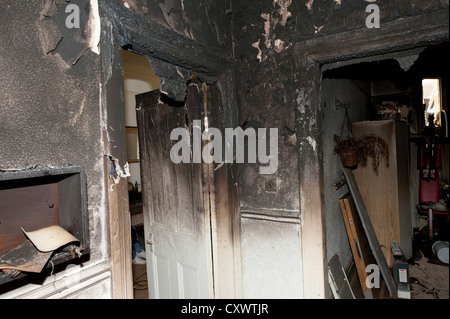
[274,39,285,53]
[295,88,309,113]
[274,0,292,26]
[252,39,262,62]
[308,117,316,132]
[88,0,101,55]
[257,1,293,59]
[306,136,317,153]
[176,66,185,79]
[261,13,272,49]
[105,155,131,185]
[298,103,305,114]
[305,0,314,11]
[395,53,421,71]
[313,25,324,34]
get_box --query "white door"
[136,85,213,299]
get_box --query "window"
[422,78,442,127]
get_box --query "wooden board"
[0,183,59,255]
[339,193,376,299]
[352,120,412,266]
[342,168,396,297]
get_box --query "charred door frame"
[99,2,242,298]
[293,9,448,298]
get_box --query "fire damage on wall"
[0,0,448,300]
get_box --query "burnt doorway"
[120,51,241,299]
[320,43,449,298]
[101,2,241,298]
[122,50,161,299]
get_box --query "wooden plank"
[0,183,59,255]
[300,172,328,298]
[352,120,412,266]
[342,168,396,297]
[101,40,133,298]
[105,155,133,299]
[339,194,374,299]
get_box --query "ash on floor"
[409,228,449,299]
[409,257,448,299]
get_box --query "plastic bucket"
[432,241,449,264]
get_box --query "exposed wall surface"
[232,4,299,212]
[241,218,302,298]
[320,79,371,269]
[230,0,303,298]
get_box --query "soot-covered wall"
[231,0,448,298]
[0,0,111,298]
[1,0,448,299]
[231,0,449,213]
[0,0,236,298]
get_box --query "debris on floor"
[409,257,449,299]
[0,225,82,280]
[409,228,449,299]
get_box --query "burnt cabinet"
[0,166,89,285]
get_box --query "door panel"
[136,84,211,299]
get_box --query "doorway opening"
[320,43,449,299]
[121,49,221,299]
[122,49,160,299]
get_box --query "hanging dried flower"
[334,134,389,175]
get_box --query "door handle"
[146,233,153,245]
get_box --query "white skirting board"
[0,261,112,299]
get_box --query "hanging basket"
[338,148,360,169]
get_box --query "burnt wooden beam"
[294,9,449,67]
[100,1,233,76]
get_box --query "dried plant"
[357,134,389,174]
[334,135,359,153]
[334,134,389,175]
